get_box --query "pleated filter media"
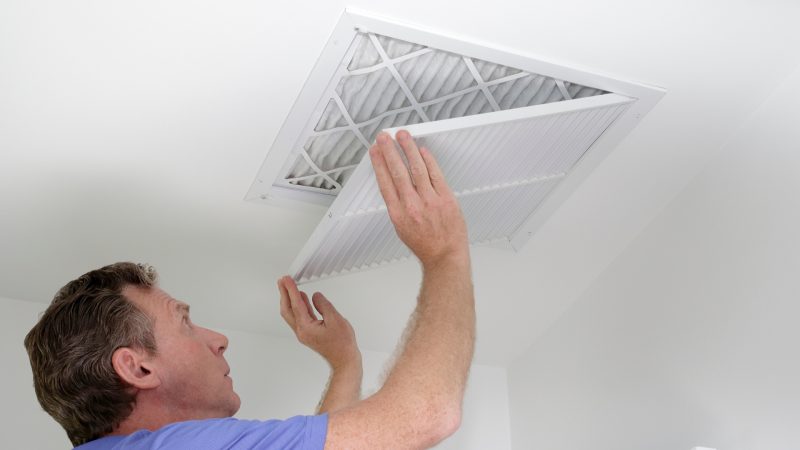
[280,32,607,193]
[246,10,665,283]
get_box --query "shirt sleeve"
[77,415,329,450]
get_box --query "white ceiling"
[2,0,798,366]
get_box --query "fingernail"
[377,133,388,144]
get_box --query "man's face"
[123,285,241,419]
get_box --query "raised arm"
[322,130,475,449]
[278,281,363,414]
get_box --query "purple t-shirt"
[74,414,328,450]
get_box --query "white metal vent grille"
[290,94,633,283]
[246,9,665,283]
[279,32,606,194]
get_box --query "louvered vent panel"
[290,94,633,283]
[294,179,562,282]
[338,100,628,215]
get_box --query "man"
[24,130,475,449]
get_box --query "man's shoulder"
[75,415,328,450]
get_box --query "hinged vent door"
[290,93,633,283]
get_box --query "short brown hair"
[24,262,159,446]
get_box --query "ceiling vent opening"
[278,31,608,195]
[247,9,665,283]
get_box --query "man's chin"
[227,391,242,416]
[211,391,241,418]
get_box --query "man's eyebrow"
[170,299,190,315]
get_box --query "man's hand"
[277,276,360,371]
[368,130,469,268]
[278,276,362,414]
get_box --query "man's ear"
[112,347,160,390]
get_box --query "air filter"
[246,9,665,282]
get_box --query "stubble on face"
[123,286,241,420]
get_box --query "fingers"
[395,130,434,196]
[278,276,315,326]
[369,142,399,209]
[311,292,338,321]
[419,145,451,196]
[374,132,418,201]
[300,292,319,321]
[278,278,294,327]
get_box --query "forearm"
[316,359,363,414]
[323,132,476,449]
[324,256,474,449]
[381,252,475,418]
[277,276,364,415]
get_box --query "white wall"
[1,296,510,449]
[507,64,800,450]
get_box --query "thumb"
[312,292,338,319]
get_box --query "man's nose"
[205,327,229,355]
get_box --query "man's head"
[24,262,240,446]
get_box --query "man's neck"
[111,393,200,436]
[109,392,234,438]
[111,400,175,436]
